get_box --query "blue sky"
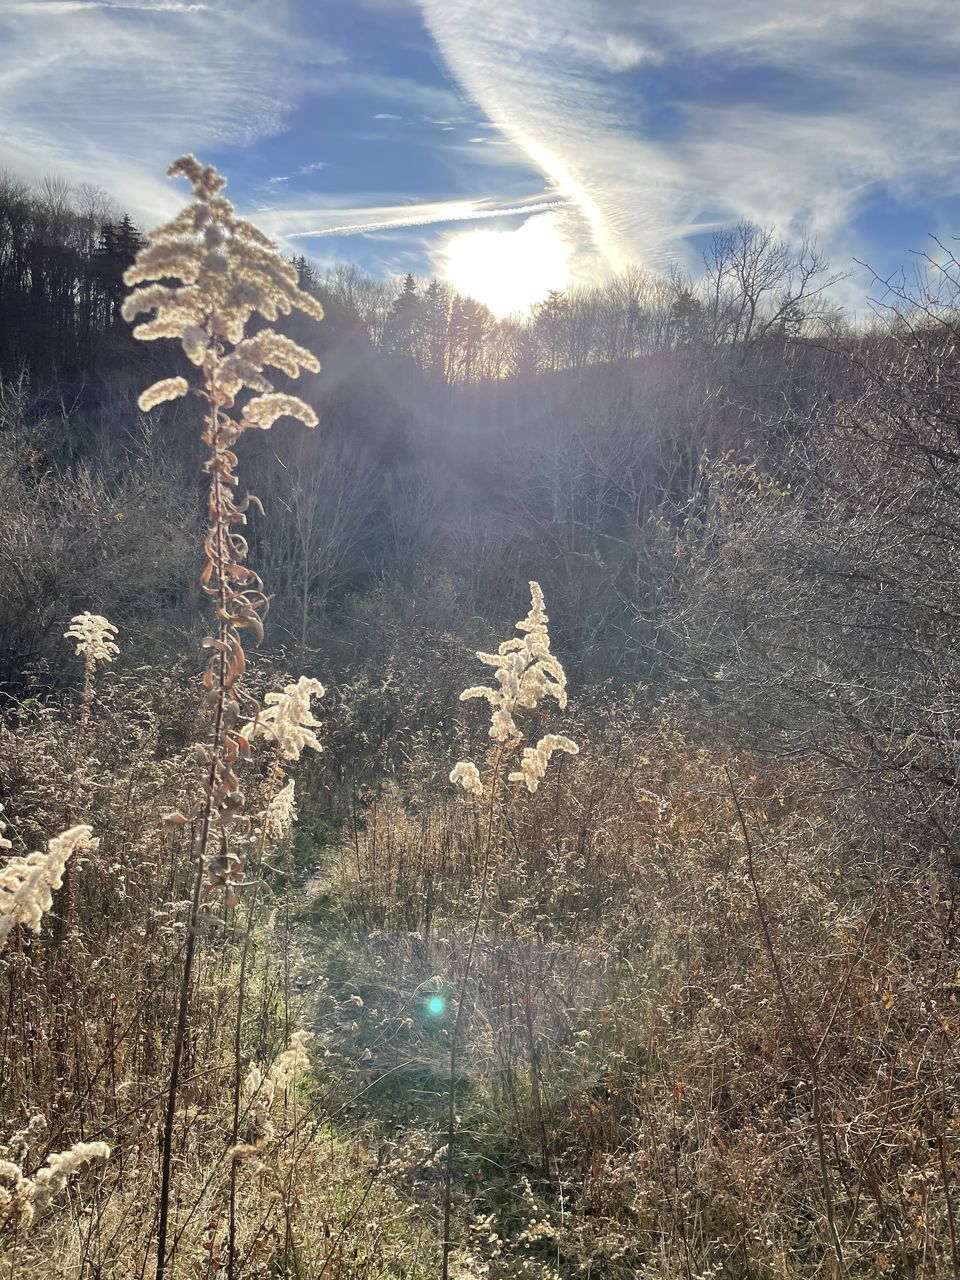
[2,0,960,314]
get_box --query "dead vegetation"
[2,160,960,1279]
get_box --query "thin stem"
[55,655,95,945]
[726,766,845,1275]
[227,812,272,1280]
[441,743,507,1280]
[156,391,230,1280]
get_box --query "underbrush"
[0,666,439,1278]
[4,151,960,1280]
[6,664,959,1277]
[305,698,960,1279]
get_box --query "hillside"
[2,156,960,1280]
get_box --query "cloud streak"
[282,197,565,239]
[0,0,340,224]
[4,2,209,11]
[416,0,960,283]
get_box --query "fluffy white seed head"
[137,377,189,412]
[271,1029,313,1091]
[240,392,318,431]
[123,155,323,432]
[453,582,578,798]
[242,677,325,762]
[0,826,98,946]
[263,778,297,842]
[508,734,580,794]
[459,582,568,732]
[450,761,484,797]
[0,1157,34,1231]
[0,1139,110,1230]
[65,613,119,664]
[31,1142,111,1210]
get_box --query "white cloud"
[416,0,960,288]
[4,2,210,11]
[320,70,468,121]
[262,160,328,189]
[0,0,340,224]
[252,194,564,243]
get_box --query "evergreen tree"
[534,290,568,374]
[385,272,421,360]
[421,278,452,380]
[291,254,321,296]
[95,214,146,328]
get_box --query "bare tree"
[704,220,842,350]
[256,431,376,648]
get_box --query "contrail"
[5,1,208,11]
[290,199,565,240]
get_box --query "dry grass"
[0,625,440,1278]
[2,155,960,1280]
[0,155,440,1279]
[308,692,960,1279]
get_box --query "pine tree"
[95,214,146,327]
[291,254,321,296]
[386,272,421,360]
[534,289,568,374]
[421,279,452,380]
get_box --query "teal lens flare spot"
[426,995,446,1017]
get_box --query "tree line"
[0,172,147,382]
[0,166,945,715]
[0,170,849,393]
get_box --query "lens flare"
[426,994,446,1017]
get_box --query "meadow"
[1,155,960,1279]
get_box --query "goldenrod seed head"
[243,676,325,762]
[138,377,189,412]
[450,761,484,797]
[0,826,98,945]
[65,613,119,663]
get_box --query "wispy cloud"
[5,0,955,301]
[4,1,210,11]
[317,70,468,121]
[416,0,960,282]
[263,160,328,189]
[0,0,341,223]
[254,195,565,242]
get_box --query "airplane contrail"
[5,1,208,11]
[290,199,565,239]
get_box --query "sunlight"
[440,212,570,318]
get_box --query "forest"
[2,157,960,1280]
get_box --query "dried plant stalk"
[123,155,323,1280]
[443,582,578,1280]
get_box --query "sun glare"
[441,212,570,318]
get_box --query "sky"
[2,0,960,315]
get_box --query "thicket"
[2,156,960,1279]
[0,171,850,687]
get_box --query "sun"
[440,212,570,318]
